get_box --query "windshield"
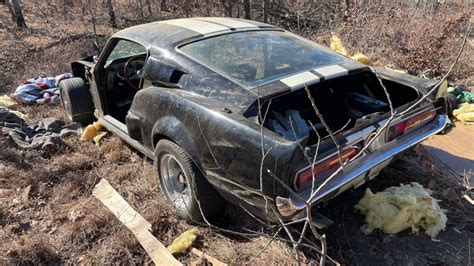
[105,39,147,66]
[179,30,347,88]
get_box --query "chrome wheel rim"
[160,154,190,210]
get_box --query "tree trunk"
[160,0,168,11]
[6,0,27,29]
[145,0,152,16]
[220,0,233,17]
[136,0,144,17]
[63,0,74,16]
[63,0,74,7]
[87,0,97,36]
[263,0,268,23]
[243,0,250,19]
[80,0,87,20]
[106,0,117,28]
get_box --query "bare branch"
[304,85,344,165]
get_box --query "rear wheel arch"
[152,127,225,221]
[151,117,201,170]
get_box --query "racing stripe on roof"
[313,65,349,79]
[256,80,291,96]
[278,65,349,91]
[196,17,258,30]
[339,61,370,73]
[159,19,229,35]
[280,71,320,91]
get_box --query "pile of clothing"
[0,107,81,149]
[10,73,72,105]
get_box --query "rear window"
[179,31,347,88]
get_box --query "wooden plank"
[191,248,227,266]
[93,179,181,266]
[422,123,474,179]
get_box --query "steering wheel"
[123,55,146,90]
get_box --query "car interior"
[101,40,147,123]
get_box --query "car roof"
[113,17,279,49]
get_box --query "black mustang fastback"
[60,17,447,226]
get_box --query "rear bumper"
[277,114,447,217]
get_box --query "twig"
[304,85,344,165]
[248,227,282,263]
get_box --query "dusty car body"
[60,17,447,226]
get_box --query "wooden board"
[93,179,181,266]
[422,123,474,180]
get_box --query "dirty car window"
[179,31,347,88]
[106,40,147,65]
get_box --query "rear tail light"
[387,108,436,141]
[295,147,359,190]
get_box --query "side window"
[105,39,147,66]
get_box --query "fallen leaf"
[21,185,31,203]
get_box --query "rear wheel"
[59,77,95,125]
[154,139,224,221]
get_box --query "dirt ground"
[1,1,473,265]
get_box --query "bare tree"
[63,0,74,7]
[86,0,97,36]
[145,0,152,16]
[243,0,251,19]
[5,0,27,29]
[62,0,74,16]
[106,0,117,28]
[136,0,144,17]
[160,0,168,12]
[220,0,234,17]
[263,0,269,23]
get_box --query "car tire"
[154,139,224,221]
[59,77,95,125]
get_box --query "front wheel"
[154,140,224,221]
[59,77,95,125]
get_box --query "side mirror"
[141,57,185,88]
[92,41,102,56]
